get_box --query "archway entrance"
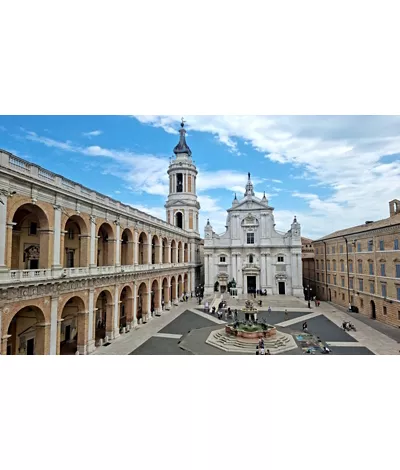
[162,277,169,307]
[60,296,86,355]
[121,229,134,266]
[138,232,148,265]
[151,279,160,314]
[137,282,149,322]
[120,286,133,329]
[171,240,177,263]
[95,290,112,341]
[177,274,183,299]
[97,223,114,266]
[371,300,376,319]
[6,306,46,355]
[170,276,177,302]
[11,203,50,270]
[184,273,189,294]
[63,215,88,268]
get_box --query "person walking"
[302,321,308,332]
[268,306,272,314]
[284,309,289,321]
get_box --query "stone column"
[0,192,8,271]
[115,221,121,267]
[56,320,63,355]
[89,215,97,268]
[260,254,266,289]
[266,253,273,294]
[204,254,209,288]
[87,288,96,353]
[134,231,139,265]
[49,295,59,355]
[1,335,10,355]
[237,255,242,294]
[35,323,51,355]
[52,205,62,271]
[166,242,171,263]
[147,233,152,264]
[113,284,120,339]
[190,269,195,293]
[77,311,89,355]
[131,282,138,327]
[156,280,162,314]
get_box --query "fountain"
[206,298,297,354]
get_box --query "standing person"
[302,321,308,332]
[234,309,238,321]
[268,306,272,314]
[285,309,289,320]
[348,302,352,312]
[161,299,165,311]
[314,296,317,307]
[308,300,311,309]
[266,349,271,355]
[256,346,259,355]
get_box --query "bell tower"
[165,119,200,233]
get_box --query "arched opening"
[152,235,160,264]
[162,238,168,264]
[151,279,160,313]
[138,232,148,265]
[97,223,114,266]
[178,274,183,298]
[121,228,134,266]
[120,286,133,329]
[5,306,46,355]
[175,212,183,229]
[63,215,88,268]
[170,276,177,302]
[162,277,169,306]
[178,241,183,263]
[171,240,177,263]
[60,296,86,355]
[10,203,50,270]
[184,273,189,293]
[371,300,376,320]
[137,282,149,322]
[95,290,113,341]
[184,243,189,263]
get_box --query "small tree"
[214,281,219,292]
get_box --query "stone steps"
[206,329,296,354]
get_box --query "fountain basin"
[225,323,277,339]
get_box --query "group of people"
[342,321,356,332]
[256,338,271,355]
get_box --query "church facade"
[203,174,303,297]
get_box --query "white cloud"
[114,190,121,194]
[131,204,166,221]
[82,130,103,138]
[133,115,400,238]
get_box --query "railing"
[10,269,52,280]
[4,262,193,282]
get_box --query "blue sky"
[1,115,400,239]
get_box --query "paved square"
[159,310,217,335]
[129,337,192,355]
[286,315,357,342]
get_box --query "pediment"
[229,197,273,212]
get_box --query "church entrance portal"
[278,282,286,295]
[247,276,256,294]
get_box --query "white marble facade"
[203,174,303,297]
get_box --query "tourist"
[256,346,259,355]
[234,309,238,321]
[284,309,288,320]
[260,347,266,355]
[348,302,352,312]
[161,299,165,311]
[302,321,308,332]
[266,349,271,355]
[268,306,272,313]
[317,300,320,307]
[204,301,209,313]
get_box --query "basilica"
[203,174,303,297]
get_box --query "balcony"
[2,262,193,283]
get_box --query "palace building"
[313,200,400,327]
[203,174,303,297]
[0,121,202,355]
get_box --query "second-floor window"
[341,277,345,287]
[394,239,399,250]
[381,283,387,298]
[349,261,353,273]
[357,242,361,252]
[341,261,345,272]
[369,262,374,275]
[380,263,385,276]
[368,240,373,251]
[379,240,384,251]
[370,282,375,294]
[333,260,336,271]
[340,245,343,253]
[359,279,363,291]
[349,278,353,289]
[396,264,400,278]
[358,261,363,273]
[277,255,284,262]
[247,233,254,244]
[220,256,226,263]
[316,260,319,269]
